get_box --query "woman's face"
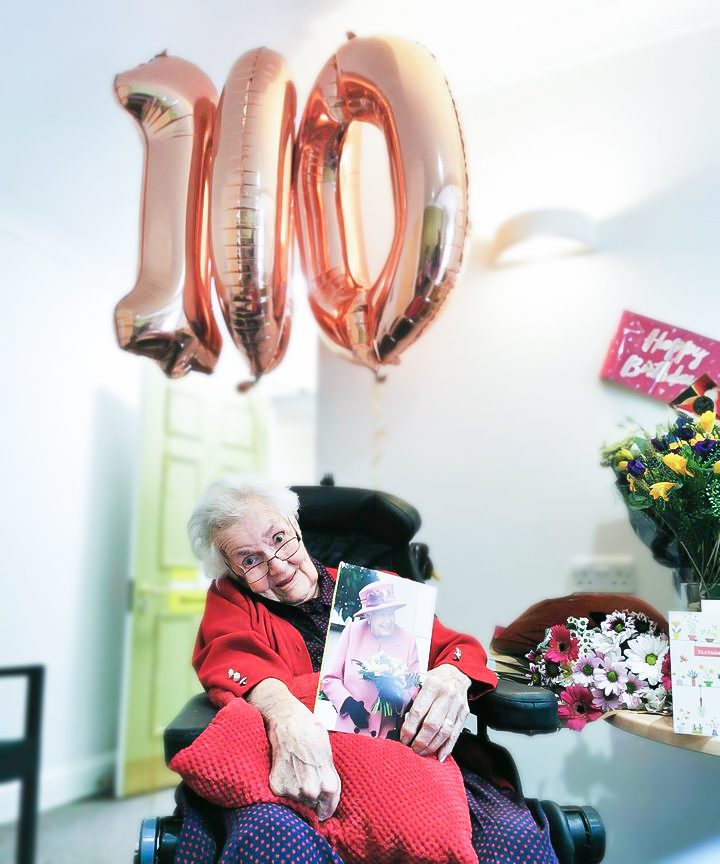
[367,608,397,639]
[214,507,318,605]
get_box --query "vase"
[673,569,720,611]
[673,567,701,611]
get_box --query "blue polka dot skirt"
[174,772,559,863]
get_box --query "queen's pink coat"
[322,618,420,739]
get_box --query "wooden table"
[604,710,720,756]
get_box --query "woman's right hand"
[248,678,341,821]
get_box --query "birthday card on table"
[669,610,720,737]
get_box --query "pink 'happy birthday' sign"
[601,310,720,402]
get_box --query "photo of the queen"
[321,580,424,740]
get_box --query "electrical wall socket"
[571,555,636,593]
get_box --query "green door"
[116,368,266,796]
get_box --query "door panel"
[160,455,201,568]
[117,368,266,796]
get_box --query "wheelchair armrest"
[471,679,560,735]
[163,693,218,765]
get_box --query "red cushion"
[170,691,477,864]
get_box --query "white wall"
[317,26,720,864]
[0,225,142,818]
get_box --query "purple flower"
[676,424,695,441]
[620,674,645,709]
[593,658,629,696]
[651,436,669,452]
[626,460,646,477]
[592,688,621,712]
[572,654,602,686]
[693,439,717,458]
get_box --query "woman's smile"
[272,569,297,589]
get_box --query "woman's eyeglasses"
[223,530,301,585]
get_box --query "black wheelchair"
[135,483,606,864]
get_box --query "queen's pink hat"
[354,582,406,618]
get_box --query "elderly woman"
[178,477,559,864]
[322,582,420,739]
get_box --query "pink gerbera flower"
[558,685,602,730]
[661,652,672,691]
[546,625,579,664]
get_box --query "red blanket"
[170,676,478,864]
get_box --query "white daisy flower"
[601,611,637,642]
[624,634,668,686]
[590,631,623,660]
[641,685,667,713]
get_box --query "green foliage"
[333,562,379,621]
[602,410,720,594]
[707,481,720,520]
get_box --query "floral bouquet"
[601,409,720,600]
[352,651,421,717]
[528,609,671,730]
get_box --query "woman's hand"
[399,663,471,762]
[248,678,341,821]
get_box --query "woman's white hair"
[187,476,299,581]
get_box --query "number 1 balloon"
[295,36,469,371]
[113,53,221,377]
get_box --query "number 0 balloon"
[295,36,469,371]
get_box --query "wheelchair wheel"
[560,805,605,864]
[134,816,183,864]
[538,800,605,864]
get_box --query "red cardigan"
[193,567,498,702]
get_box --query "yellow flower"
[617,460,628,471]
[649,482,678,501]
[700,410,716,435]
[616,448,633,461]
[662,453,694,476]
[714,462,720,475]
[668,441,681,451]
[627,474,637,493]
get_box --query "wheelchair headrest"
[290,485,425,581]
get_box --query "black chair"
[134,485,605,864]
[0,665,44,864]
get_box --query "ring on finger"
[442,717,454,730]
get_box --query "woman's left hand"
[399,663,471,762]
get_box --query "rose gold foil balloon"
[113,53,221,377]
[295,36,469,371]
[210,49,296,390]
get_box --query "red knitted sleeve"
[193,580,293,699]
[429,616,498,701]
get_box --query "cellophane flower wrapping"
[601,408,720,596]
[352,651,422,717]
[528,610,671,730]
